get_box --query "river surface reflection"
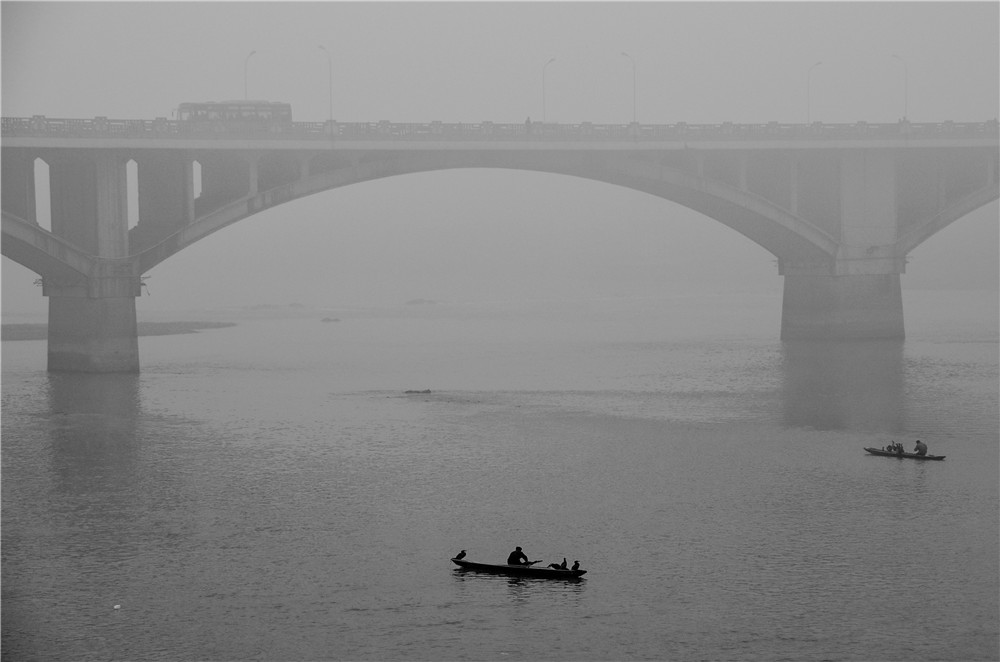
[2,291,997,660]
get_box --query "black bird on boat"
[547,558,569,570]
[453,550,466,560]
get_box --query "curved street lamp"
[891,54,909,120]
[621,51,637,124]
[542,57,556,123]
[244,50,257,100]
[319,45,333,123]
[806,60,822,123]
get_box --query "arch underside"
[897,183,999,256]
[137,151,843,273]
[5,152,994,280]
[1,211,93,281]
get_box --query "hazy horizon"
[2,2,997,315]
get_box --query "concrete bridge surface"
[2,116,998,371]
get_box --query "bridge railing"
[2,116,997,142]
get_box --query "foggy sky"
[2,2,998,314]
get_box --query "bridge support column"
[45,151,140,372]
[196,152,252,215]
[48,293,139,372]
[1,150,37,222]
[131,152,195,251]
[781,149,905,339]
[780,273,903,340]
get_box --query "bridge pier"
[780,273,904,340]
[44,150,141,372]
[47,294,139,372]
[780,149,907,340]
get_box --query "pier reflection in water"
[45,373,143,495]
[781,340,905,431]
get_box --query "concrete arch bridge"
[2,116,998,371]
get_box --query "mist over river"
[2,289,997,661]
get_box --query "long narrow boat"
[864,447,946,461]
[452,558,587,579]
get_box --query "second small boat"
[864,447,945,461]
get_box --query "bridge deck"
[3,117,997,151]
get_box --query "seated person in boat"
[913,440,928,456]
[507,546,529,565]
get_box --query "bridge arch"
[1,211,93,281]
[136,153,842,274]
[897,184,1000,256]
[2,121,996,368]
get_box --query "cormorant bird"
[571,560,580,571]
[454,550,466,560]
[560,558,567,569]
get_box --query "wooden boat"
[451,558,586,579]
[864,447,945,461]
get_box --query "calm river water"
[2,290,998,661]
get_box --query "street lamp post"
[621,51,637,124]
[806,60,822,123]
[542,57,556,123]
[319,45,333,123]
[891,54,909,120]
[244,50,257,100]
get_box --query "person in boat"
[913,440,928,456]
[507,546,529,565]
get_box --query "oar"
[527,560,543,566]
